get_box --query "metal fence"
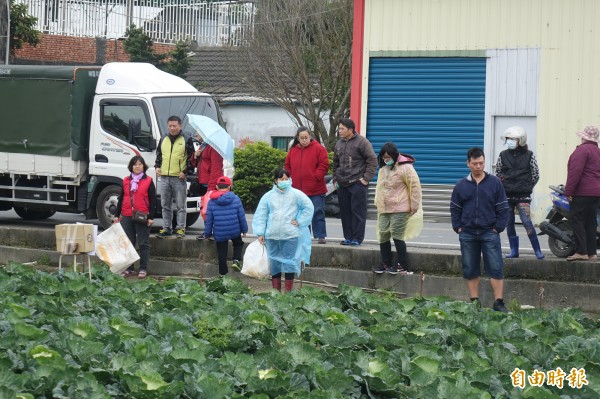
[16,0,255,45]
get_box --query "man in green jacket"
[155,116,190,238]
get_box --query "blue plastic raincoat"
[252,185,314,276]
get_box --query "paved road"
[0,210,550,256]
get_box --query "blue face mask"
[385,160,395,166]
[277,179,291,190]
[506,140,518,150]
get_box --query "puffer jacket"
[565,141,600,196]
[204,191,248,242]
[450,172,509,234]
[284,140,329,196]
[495,147,538,197]
[333,133,378,186]
[374,154,421,214]
[252,186,314,240]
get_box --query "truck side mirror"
[128,118,141,143]
[149,137,157,150]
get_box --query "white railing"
[16,0,255,45]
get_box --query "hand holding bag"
[96,223,140,274]
[241,240,270,279]
[404,206,423,240]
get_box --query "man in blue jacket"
[450,147,510,312]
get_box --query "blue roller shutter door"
[366,57,486,184]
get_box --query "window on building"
[272,136,294,151]
[100,100,154,151]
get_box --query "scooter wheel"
[547,221,576,258]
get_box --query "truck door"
[90,99,156,179]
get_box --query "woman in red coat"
[200,144,224,191]
[284,126,330,243]
[114,156,157,279]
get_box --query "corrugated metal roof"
[184,47,254,100]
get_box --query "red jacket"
[284,140,329,196]
[199,145,224,191]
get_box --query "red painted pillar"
[350,0,366,133]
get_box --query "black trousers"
[570,196,600,256]
[337,182,368,243]
[215,235,244,275]
[120,216,150,271]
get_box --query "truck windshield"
[153,96,222,138]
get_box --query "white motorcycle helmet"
[501,126,527,146]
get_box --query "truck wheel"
[186,213,200,227]
[96,185,121,229]
[170,212,201,230]
[547,221,576,258]
[13,207,56,220]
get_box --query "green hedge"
[233,142,287,211]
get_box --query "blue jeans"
[159,176,187,230]
[459,230,504,279]
[308,194,327,239]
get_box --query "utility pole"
[0,0,9,64]
[126,0,134,28]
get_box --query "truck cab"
[0,63,223,229]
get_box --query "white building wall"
[221,104,297,146]
[362,0,600,220]
[484,48,541,210]
[221,104,331,148]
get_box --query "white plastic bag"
[95,223,140,274]
[241,240,270,279]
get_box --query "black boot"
[528,233,545,259]
[506,236,519,258]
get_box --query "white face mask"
[506,139,518,150]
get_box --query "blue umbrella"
[187,114,234,164]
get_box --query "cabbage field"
[0,263,599,398]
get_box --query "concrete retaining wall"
[1,226,598,313]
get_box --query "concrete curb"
[1,225,599,313]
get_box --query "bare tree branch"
[236,0,352,150]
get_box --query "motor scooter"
[324,175,340,218]
[538,184,600,257]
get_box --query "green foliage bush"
[233,142,286,210]
[9,0,41,56]
[123,25,190,78]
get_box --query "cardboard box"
[55,224,95,253]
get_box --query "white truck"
[0,62,221,228]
